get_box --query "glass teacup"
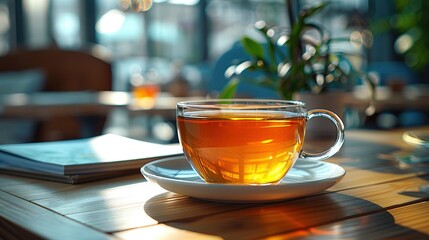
[177,99,344,185]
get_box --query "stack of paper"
[0,134,183,183]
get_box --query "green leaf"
[300,2,329,20]
[219,78,240,99]
[255,25,277,68]
[241,37,265,59]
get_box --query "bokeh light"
[0,6,10,35]
[120,0,153,12]
[394,33,413,54]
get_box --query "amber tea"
[178,111,306,184]
[177,100,345,185]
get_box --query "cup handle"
[300,109,345,161]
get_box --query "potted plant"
[219,1,375,116]
[371,0,429,82]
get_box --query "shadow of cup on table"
[143,192,427,239]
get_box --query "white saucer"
[141,156,346,203]
[403,130,429,149]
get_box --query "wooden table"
[1,127,429,239]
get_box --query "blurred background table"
[0,91,129,119]
[1,88,428,143]
[0,91,202,143]
[0,91,198,119]
[349,85,429,112]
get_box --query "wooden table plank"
[113,175,429,239]
[0,174,43,188]
[28,180,158,215]
[265,201,429,239]
[0,173,144,201]
[388,201,429,235]
[115,193,374,239]
[330,164,429,191]
[66,191,256,232]
[6,166,422,233]
[0,191,115,240]
[115,224,222,240]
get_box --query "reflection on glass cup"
[176,99,345,185]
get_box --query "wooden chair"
[0,46,113,142]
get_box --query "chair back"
[0,47,113,142]
[0,47,112,91]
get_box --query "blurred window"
[96,0,147,59]
[144,0,201,63]
[207,0,286,61]
[4,0,370,62]
[51,0,81,48]
[22,0,50,48]
[2,0,370,88]
[94,0,202,63]
[0,0,9,55]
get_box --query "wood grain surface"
[1,127,428,239]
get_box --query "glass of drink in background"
[130,66,160,108]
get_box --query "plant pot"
[294,91,347,140]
